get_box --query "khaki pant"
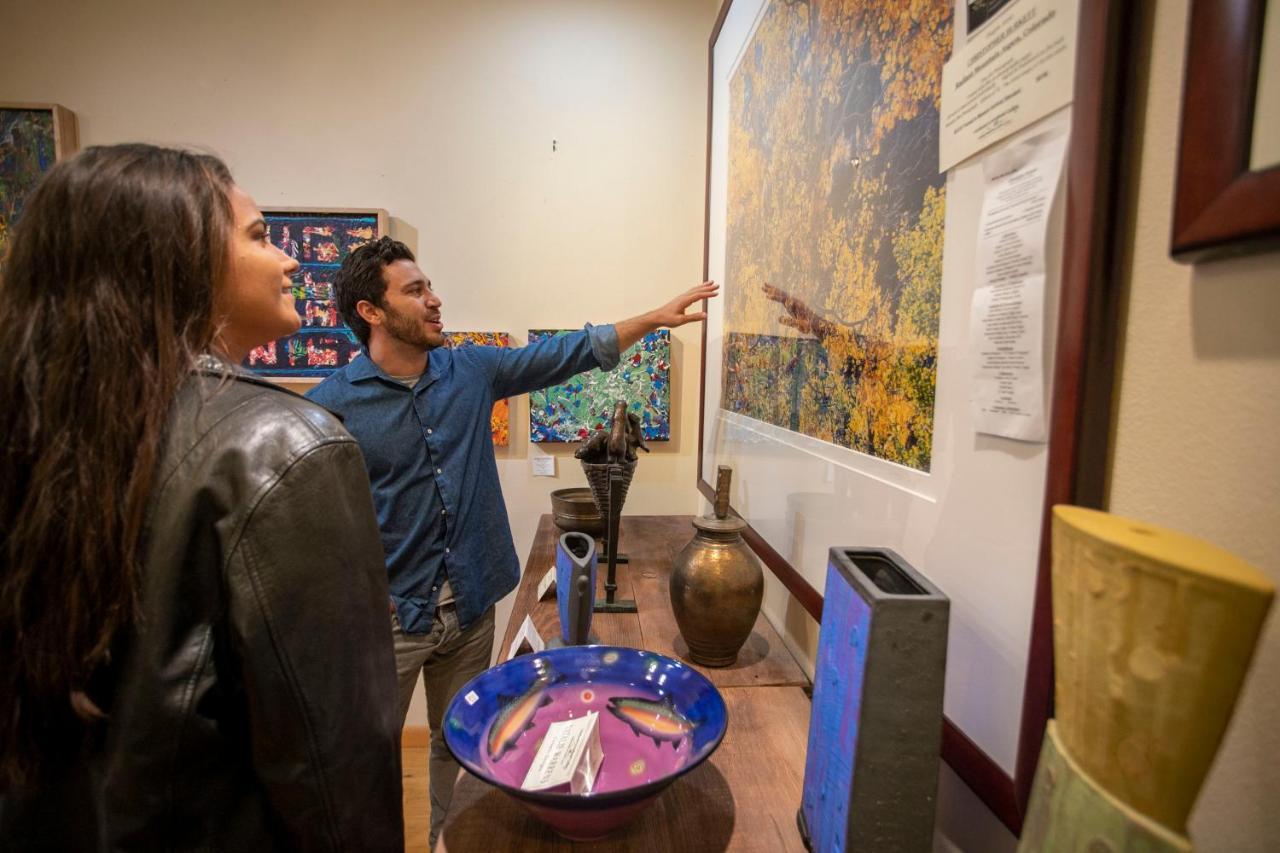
[392,603,495,848]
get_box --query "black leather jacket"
[1,364,404,851]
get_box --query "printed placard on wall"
[245,209,385,378]
[446,331,513,446]
[528,329,670,443]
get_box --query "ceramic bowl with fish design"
[442,645,728,840]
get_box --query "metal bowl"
[550,487,604,536]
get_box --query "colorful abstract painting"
[0,108,57,256]
[722,0,952,471]
[528,329,670,443]
[244,212,378,377]
[446,331,512,446]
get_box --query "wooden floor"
[403,745,431,853]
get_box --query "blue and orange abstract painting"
[244,212,377,378]
[446,331,512,446]
[0,108,58,256]
[528,329,670,443]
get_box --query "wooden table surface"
[437,515,813,852]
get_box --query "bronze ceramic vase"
[670,467,763,667]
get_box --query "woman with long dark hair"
[0,144,403,851]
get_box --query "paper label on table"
[939,0,1078,171]
[968,127,1068,441]
[536,566,556,600]
[507,614,545,660]
[520,711,604,794]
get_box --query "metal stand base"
[593,464,638,615]
[597,540,630,564]
[593,598,638,614]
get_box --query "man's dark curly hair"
[334,236,416,347]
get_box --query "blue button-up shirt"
[306,324,620,634]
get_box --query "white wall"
[0,0,718,726]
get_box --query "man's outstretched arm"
[613,281,719,352]
[490,281,719,399]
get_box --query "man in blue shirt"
[307,237,716,843]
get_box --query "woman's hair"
[0,143,235,790]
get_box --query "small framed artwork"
[446,331,513,446]
[1172,0,1280,261]
[244,207,389,380]
[528,329,670,443]
[1,103,79,254]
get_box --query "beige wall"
[1108,1,1280,849]
[0,0,717,724]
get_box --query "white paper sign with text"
[520,711,604,794]
[969,127,1068,441]
[506,615,545,660]
[939,0,1078,172]
[536,566,556,600]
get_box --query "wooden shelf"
[438,514,812,852]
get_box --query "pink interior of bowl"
[480,681,691,794]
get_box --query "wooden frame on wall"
[0,102,78,160]
[696,0,1134,834]
[1,102,79,253]
[1171,0,1280,261]
[248,206,389,385]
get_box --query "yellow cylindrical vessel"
[1050,506,1274,832]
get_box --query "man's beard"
[381,303,437,349]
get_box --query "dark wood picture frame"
[696,0,1134,833]
[1172,0,1280,261]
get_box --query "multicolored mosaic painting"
[722,0,952,471]
[446,331,512,447]
[244,212,378,378]
[1,107,58,256]
[528,329,670,443]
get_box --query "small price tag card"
[520,711,604,794]
[507,615,545,660]
[536,566,556,600]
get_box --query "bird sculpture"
[575,400,649,464]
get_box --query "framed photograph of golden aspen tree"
[697,0,1131,832]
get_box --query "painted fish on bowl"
[607,695,697,749]
[487,672,558,761]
